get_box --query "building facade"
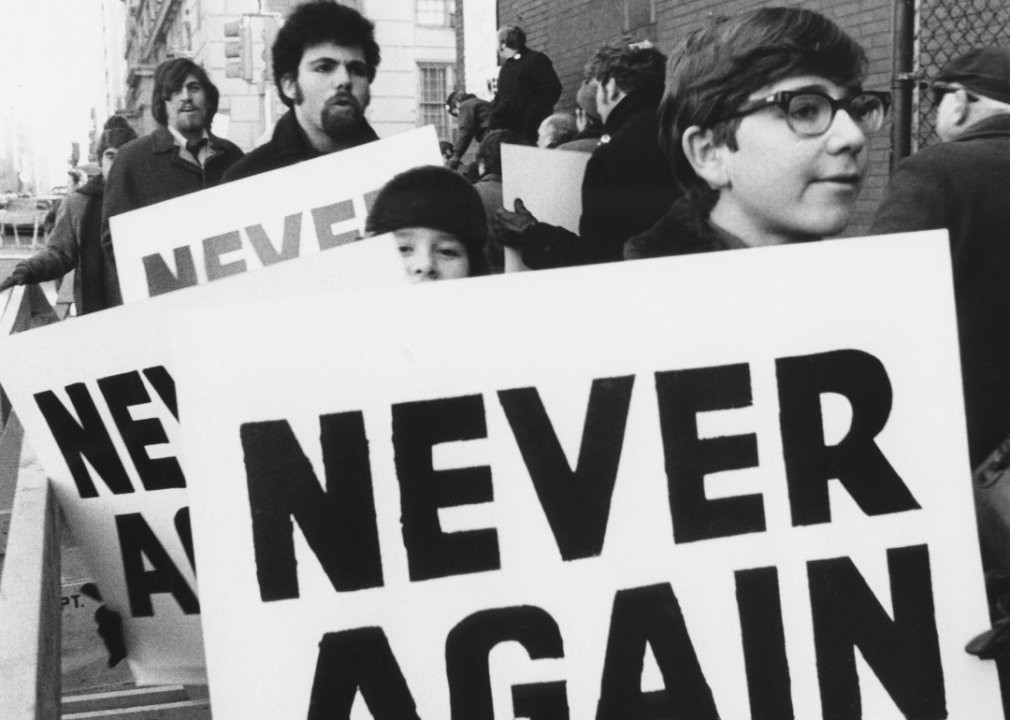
[117,0,458,151]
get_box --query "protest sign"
[110,125,441,304]
[171,230,1001,718]
[0,237,407,685]
[501,143,590,272]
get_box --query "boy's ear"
[682,126,730,190]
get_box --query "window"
[625,0,656,30]
[417,0,456,27]
[418,64,453,140]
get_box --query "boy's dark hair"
[103,115,134,132]
[272,0,381,109]
[366,166,491,276]
[151,59,220,127]
[659,7,867,212]
[498,26,526,51]
[475,129,525,176]
[588,42,667,96]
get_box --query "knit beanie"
[366,165,490,276]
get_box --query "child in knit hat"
[366,165,491,282]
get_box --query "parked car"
[0,195,62,242]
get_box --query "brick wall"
[496,0,895,236]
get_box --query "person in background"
[445,90,491,170]
[440,141,456,166]
[222,0,380,181]
[471,129,526,272]
[0,123,138,314]
[558,79,605,152]
[366,166,491,282]
[623,8,886,259]
[102,57,243,305]
[490,26,563,144]
[496,41,676,268]
[871,47,1010,471]
[536,112,578,149]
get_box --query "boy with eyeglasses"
[625,7,889,258]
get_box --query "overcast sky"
[1,0,107,180]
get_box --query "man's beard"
[295,82,367,141]
[175,105,207,134]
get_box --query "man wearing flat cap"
[872,47,1010,469]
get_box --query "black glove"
[494,198,539,249]
[81,582,128,667]
[0,263,29,292]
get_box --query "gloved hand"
[81,582,127,667]
[448,156,462,171]
[494,198,539,248]
[0,263,29,292]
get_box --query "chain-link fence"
[915,0,1010,150]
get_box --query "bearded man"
[101,57,243,305]
[222,0,380,182]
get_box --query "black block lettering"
[35,384,133,498]
[115,512,199,616]
[142,366,178,420]
[512,682,570,720]
[175,506,195,572]
[308,627,420,720]
[312,201,357,249]
[808,545,946,720]
[596,584,718,720]
[143,246,197,297]
[656,364,764,544]
[246,212,302,265]
[736,567,794,720]
[203,230,246,281]
[777,350,920,526]
[446,606,566,720]
[97,371,185,492]
[498,376,634,561]
[393,395,499,581]
[240,413,383,601]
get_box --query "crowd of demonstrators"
[536,112,578,149]
[100,58,244,306]
[222,0,380,181]
[871,48,1010,472]
[557,79,604,152]
[444,90,491,170]
[494,40,677,269]
[0,120,137,313]
[489,26,563,144]
[366,166,490,281]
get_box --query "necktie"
[185,138,207,166]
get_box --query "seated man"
[496,41,677,269]
[624,7,888,257]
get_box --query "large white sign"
[172,231,1002,718]
[110,126,441,304]
[501,143,591,272]
[0,238,407,684]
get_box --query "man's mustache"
[326,93,361,110]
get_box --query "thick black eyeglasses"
[717,90,892,137]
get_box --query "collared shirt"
[166,125,212,167]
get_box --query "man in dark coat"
[490,26,562,145]
[495,41,677,269]
[223,0,380,182]
[445,90,491,170]
[101,58,243,305]
[871,47,1010,469]
[0,124,137,313]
